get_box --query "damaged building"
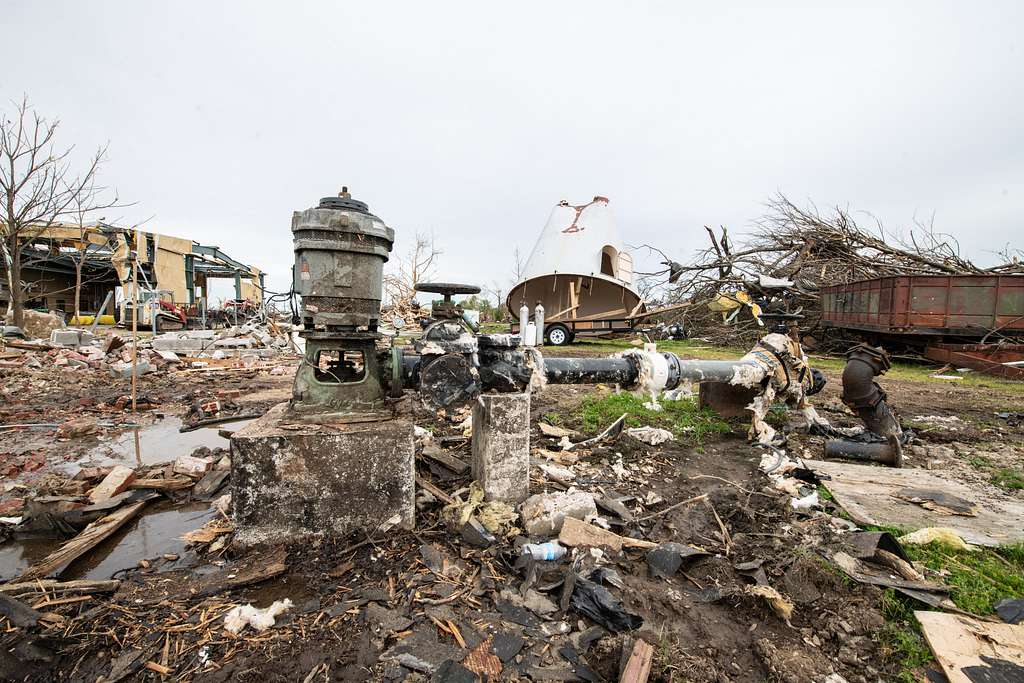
[1,222,264,323]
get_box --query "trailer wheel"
[545,324,572,346]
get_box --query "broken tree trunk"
[17,500,149,581]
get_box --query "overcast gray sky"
[2,2,1021,301]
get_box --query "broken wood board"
[17,500,149,581]
[619,638,654,683]
[558,517,657,551]
[0,579,119,596]
[420,444,470,474]
[916,611,1024,682]
[806,460,1024,546]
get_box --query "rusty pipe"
[841,344,901,438]
[823,436,903,467]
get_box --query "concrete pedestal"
[471,392,530,503]
[230,402,415,545]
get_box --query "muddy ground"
[0,340,1022,682]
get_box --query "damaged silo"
[506,197,644,344]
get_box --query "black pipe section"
[543,356,639,385]
[824,435,903,467]
[841,344,901,439]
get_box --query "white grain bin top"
[507,196,644,319]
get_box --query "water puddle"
[79,415,255,468]
[0,501,217,582]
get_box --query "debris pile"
[0,320,299,378]
[653,194,1024,344]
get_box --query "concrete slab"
[471,392,530,503]
[231,402,415,544]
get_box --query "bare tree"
[382,232,441,314]
[511,246,525,282]
[0,97,119,327]
[483,280,506,322]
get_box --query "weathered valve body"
[290,190,396,414]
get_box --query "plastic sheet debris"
[569,572,643,633]
[790,491,819,510]
[223,598,293,634]
[995,598,1024,625]
[646,543,709,579]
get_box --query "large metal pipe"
[543,357,639,385]
[673,358,764,384]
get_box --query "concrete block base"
[698,381,759,418]
[471,392,531,503]
[230,402,415,545]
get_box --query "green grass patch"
[991,467,1024,490]
[875,589,934,682]
[579,391,729,446]
[478,322,508,334]
[962,455,1024,490]
[542,411,564,427]
[902,541,1024,615]
[968,455,995,470]
[873,540,1024,680]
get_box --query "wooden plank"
[619,639,654,683]
[129,477,194,491]
[0,579,119,596]
[420,444,470,475]
[17,501,149,581]
[627,300,693,321]
[916,611,1024,683]
[806,460,1024,547]
[416,476,454,504]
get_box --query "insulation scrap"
[624,426,674,446]
[223,599,293,634]
[898,527,977,552]
[745,585,794,622]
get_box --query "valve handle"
[414,282,481,301]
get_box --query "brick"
[89,465,137,503]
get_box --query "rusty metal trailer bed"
[820,275,1024,378]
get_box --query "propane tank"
[519,304,530,346]
[534,302,545,347]
[524,322,537,347]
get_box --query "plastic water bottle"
[521,541,566,561]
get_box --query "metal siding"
[820,274,1024,336]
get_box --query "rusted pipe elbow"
[841,344,901,438]
[841,344,890,409]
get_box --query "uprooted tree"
[644,193,1024,344]
[0,96,120,328]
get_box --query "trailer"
[820,274,1024,378]
[509,300,693,345]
